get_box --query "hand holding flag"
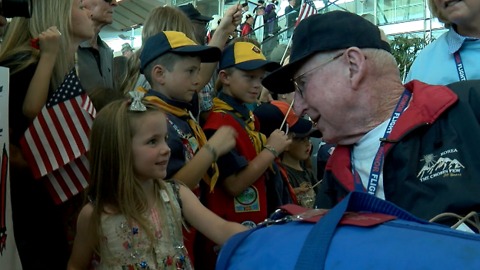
[20,69,96,204]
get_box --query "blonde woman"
[0,0,93,268]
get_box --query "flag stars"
[46,69,83,107]
[21,67,94,204]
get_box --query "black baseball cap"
[262,11,391,93]
[254,100,320,138]
[178,3,213,22]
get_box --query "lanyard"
[453,51,467,81]
[351,89,412,195]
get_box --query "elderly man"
[78,0,118,92]
[262,11,480,230]
[178,3,212,45]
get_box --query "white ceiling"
[113,0,165,31]
[101,0,166,40]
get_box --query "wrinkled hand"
[206,126,238,157]
[217,4,243,33]
[266,129,291,154]
[38,26,62,56]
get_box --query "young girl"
[0,0,93,268]
[68,96,246,270]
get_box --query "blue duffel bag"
[216,191,480,270]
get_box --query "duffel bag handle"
[294,191,428,270]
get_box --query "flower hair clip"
[128,91,147,112]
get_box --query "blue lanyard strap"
[453,51,467,81]
[352,89,412,195]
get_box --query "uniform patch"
[234,186,260,212]
[417,148,464,182]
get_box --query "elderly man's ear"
[344,47,368,90]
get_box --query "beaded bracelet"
[204,144,218,162]
[264,144,279,158]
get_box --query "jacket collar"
[327,80,458,191]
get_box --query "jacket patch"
[417,149,464,182]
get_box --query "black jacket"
[315,80,480,223]
[285,5,297,27]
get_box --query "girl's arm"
[23,26,62,119]
[179,184,247,245]
[172,126,237,189]
[68,203,96,270]
[223,129,291,196]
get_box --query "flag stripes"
[45,155,90,204]
[295,0,318,27]
[20,94,90,179]
[20,69,95,204]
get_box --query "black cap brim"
[235,60,281,72]
[290,118,322,138]
[261,57,306,94]
[289,117,313,135]
[193,15,213,22]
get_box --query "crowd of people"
[1,0,479,269]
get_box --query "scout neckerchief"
[212,93,267,154]
[143,88,219,190]
[351,89,412,195]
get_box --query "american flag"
[295,0,318,27]
[20,69,96,204]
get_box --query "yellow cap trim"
[234,42,266,64]
[164,31,197,49]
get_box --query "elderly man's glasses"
[292,52,344,98]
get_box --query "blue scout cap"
[140,31,221,74]
[219,41,281,71]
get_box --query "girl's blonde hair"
[119,6,196,94]
[0,0,75,90]
[88,99,182,250]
